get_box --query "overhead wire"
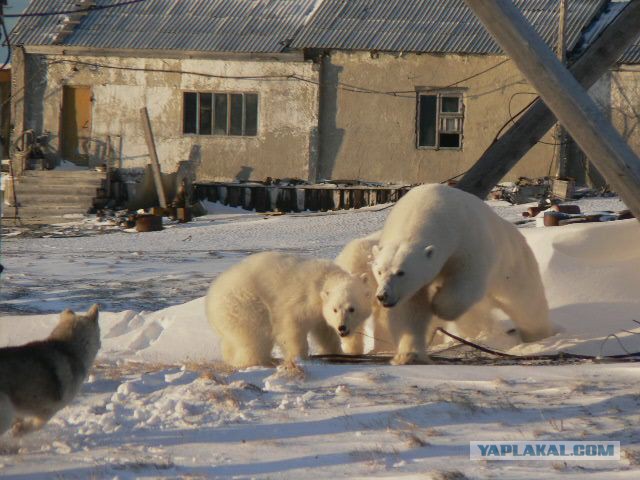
[47,56,511,99]
[4,0,149,18]
[507,91,571,147]
[0,1,9,70]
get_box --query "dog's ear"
[86,304,100,322]
[60,309,75,322]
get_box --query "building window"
[183,92,258,136]
[417,92,464,149]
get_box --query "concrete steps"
[2,170,107,224]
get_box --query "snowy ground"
[1,195,640,479]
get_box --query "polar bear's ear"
[424,245,435,259]
[371,244,381,257]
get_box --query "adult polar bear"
[336,232,499,359]
[371,184,553,362]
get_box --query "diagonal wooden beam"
[458,0,640,203]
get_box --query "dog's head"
[50,304,101,359]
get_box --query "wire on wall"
[48,56,511,100]
[0,1,9,69]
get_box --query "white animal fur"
[206,252,371,368]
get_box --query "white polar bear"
[206,252,371,368]
[371,183,553,362]
[335,232,394,355]
[336,233,501,361]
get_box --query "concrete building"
[9,0,322,206]
[610,38,640,182]
[293,0,640,186]
[7,0,640,206]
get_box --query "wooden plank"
[139,107,167,208]
[458,0,640,203]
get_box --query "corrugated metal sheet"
[10,0,321,53]
[620,38,640,64]
[292,0,607,55]
[10,0,638,63]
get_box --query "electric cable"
[5,0,148,18]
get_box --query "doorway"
[61,86,92,166]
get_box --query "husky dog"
[0,304,101,436]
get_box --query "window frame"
[416,90,465,150]
[182,91,259,137]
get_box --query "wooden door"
[61,86,92,166]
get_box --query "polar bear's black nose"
[338,325,347,334]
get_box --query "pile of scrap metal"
[12,130,55,173]
[96,177,208,232]
[95,209,139,229]
[490,176,617,205]
[521,203,634,226]
[490,177,550,204]
[96,202,207,233]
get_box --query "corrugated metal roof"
[10,0,639,63]
[620,39,640,64]
[10,0,322,53]
[292,0,607,55]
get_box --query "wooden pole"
[140,107,168,209]
[105,134,112,198]
[460,0,640,219]
[554,0,568,177]
[457,0,640,199]
[556,0,567,63]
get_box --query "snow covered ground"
[1,196,640,479]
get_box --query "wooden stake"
[105,134,112,198]
[460,0,640,219]
[140,107,167,209]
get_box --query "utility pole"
[554,0,568,178]
[461,0,640,219]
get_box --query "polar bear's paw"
[391,352,430,365]
[391,352,415,365]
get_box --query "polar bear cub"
[336,232,434,364]
[206,252,371,368]
[373,183,553,354]
[335,232,392,354]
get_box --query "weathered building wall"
[0,69,11,158]
[24,53,319,183]
[319,51,567,185]
[15,48,639,195]
[611,66,640,158]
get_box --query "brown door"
[61,86,92,166]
